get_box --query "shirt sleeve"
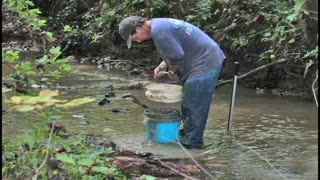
[154,37,184,65]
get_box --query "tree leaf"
[306,60,314,68]
[20,135,37,150]
[63,25,73,32]
[286,14,297,22]
[78,158,95,166]
[3,50,20,62]
[103,128,115,132]
[91,166,112,174]
[12,105,35,112]
[29,9,42,14]
[61,143,72,152]
[59,64,72,71]
[2,87,12,93]
[37,20,47,27]
[39,90,59,97]
[140,175,157,180]
[11,96,22,104]
[24,97,43,104]
[69,98,95,105]
[56,103,75,108]
[39,98,66,103]
[56,154,76,165]
[46,32,54,38]
[43,102,55,107]
[49,46,62,55]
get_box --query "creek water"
[2,63,318,180]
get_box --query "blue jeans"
[179,63,223,148]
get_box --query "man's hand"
[154,61,167,79]
[154,61,179,80]
[167,71,179,80]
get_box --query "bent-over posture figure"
[119,16,226,149]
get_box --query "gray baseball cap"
[118,16,144,49]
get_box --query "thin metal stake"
[227,61,240,132]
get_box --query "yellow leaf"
[11,96,22,104]
[34,96,51,103]
[63,102,76,107]
[12,105,35,112]
[69,98,95,105]
[56,103,74,108]
[39,90,59,97]
[288,38,295,44]
[38,98,66,103]
[35,104,45,110]
[24,97,42,104]
[43,102,55,107]
[270,54,276,58]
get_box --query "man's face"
[131,26,151,43]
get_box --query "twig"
[305,10,318,15]
[312,70,318,107]
[179,3,186,14]
[155,158,200,180]
[122,93,149,109]
[217,58,289,87]
[61,44,70,52]
[32,123,55,180]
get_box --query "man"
[119,16,226,149]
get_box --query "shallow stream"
[2,63,318,180]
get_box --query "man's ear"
[136,26,142,32]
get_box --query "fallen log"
[111,155,201,177]
[111,81,152,90]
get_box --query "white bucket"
[145,83,182,103]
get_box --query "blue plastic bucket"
[144,107,181,143]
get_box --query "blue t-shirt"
[150,18,226,82]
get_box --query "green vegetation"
[2,90,98,179]
[2,46,72,90]
[2,0,73,91]
[1,1,155,179]
[3,0,47,30]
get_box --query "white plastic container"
[145,83,183,103]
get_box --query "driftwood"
[111,156,201,177]
[111,81,152,90]
[217,58,289,87]
[109,150,200,177]
[108,149,228,179]
[110,155,228,179]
